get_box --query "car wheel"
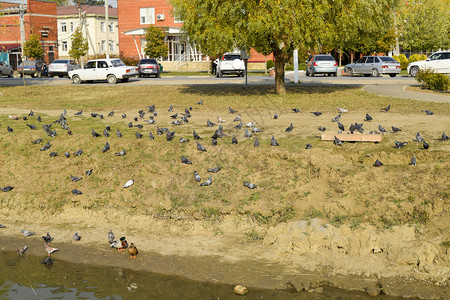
[389,74,397,78]
[31,73,35,78]
[156,74,161,78]
[371,68,380,77]
[409,66,419,77]
[305,69,309,76]
[310,70,315,77]
[347,68,354,77]
[107,74,117,84]
[20,73,23,78]
[122,78,129,82]
[216,71,221,78]
[50,75,54,78]
[72,75,81,84]
[139,74,143,78]
[36,72,41,78]
[333,72,337,77]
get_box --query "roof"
[57,5,117,17]
[0,43,20,51]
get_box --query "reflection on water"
[0,251,397,299]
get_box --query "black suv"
[17,60,44,78]
[137,59,160,78]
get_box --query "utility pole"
[105,0,110,59]
[19,0,25,60]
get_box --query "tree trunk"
[274,53,287,95]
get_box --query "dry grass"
[0,85,448,232]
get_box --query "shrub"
[416,68,449,91]
[408,54,427,63]
[392,54,408,70]
[266,60,275,69]
[120,57,139,66]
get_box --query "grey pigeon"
[391,126,402,133]
[21,230,35,237]
[252,126,263,133]
[85,169,93,176]
[172,120,183,125]
[121,113,126,118]
[74,110,83,116]
[40,257,53,265]
[200,176,212,186]
[115,149,126,156]
[108,230,115,243]
[207,119,215,127]
[128,122,133,128]
[233,115,241,122]
[194,171,201,182]
[415,132,424,142]
[334,136,342,146]
[181,156,192,164]
[273,114,278,119]
[1,186,14,192]
[378,125,387,133]
[37,115,42,122]
[394,141,407,149]
[338,122,345,131]
[28,110,34,116]
[49,152,58,157]
[32,138,42,144]
[381,104,390,112]
[373,159,383,167]
[193,130,202,140]
[292,108,300,113]
[42,232,53,244]
[235,121,243,129]
[211,138,217,146]
[365,114,373,121]
[270,135,279,146]
[73,150,83,156]
[285,123,294,132]
[207,167,222,173]
[411,155,417,167]
[305,143,312,149]
[441,132,448,141]
[116,129,122,138]
[149,131,155,140]
[254,137,259,147]
[310,112,322,117]
[64,152,70,158]
[197,100,203,105]
[244,128,252,138]
[197,142,207,151]
[179,137,189,143]
[229,107,237,114]
[102,141,110,152]
[168,104,173,112]
[231,135,238,144]
[107,111,114,117]
[73,232,81,241]
[331,113,341,122]
[40,141,51,151]
[170,113,178,119]
[26,124,37,130]
[70,175,82,182]
[244,182,257,189]
[422,110,433,115]
[318,127,326,132]
[103,128,110,137]
[72,189,83,195]
[91,129,101,137]
[135,132,143,139]
[17,246,28,255]
[166,131,175,141]
[423,141,429,149]
[7,126,13,133]
[0,224,6,228]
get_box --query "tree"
[23,34,43,59]
[78,0,105,5]
[69,27,89,63]
[46,0,71,6]
[143,26,167,59]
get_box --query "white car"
[216,52,245,77]
[407,51,450,77]
[68,59,138,84]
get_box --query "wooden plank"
[321,132,382,142]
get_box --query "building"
[0,0,58,69]
[57,5,119,60]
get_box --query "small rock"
[366,285,380,296]
[234,285,248,295]
[315,287,323,293]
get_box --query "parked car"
[407,51,450,77]
[68,59,139,84]
[345,56,401,77]
[48,59,79,77]
[0,61,13,78]
[216,52,245,77]
[306,54,338,76]
[137,59,160,78]
[17,60,44,78]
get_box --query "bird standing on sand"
[108,230,115,244]
[285,123,294,132]
[194,171,201,182]
[381,104,391,112]
[271,136,279,146]
[21,230,35,237]
[244,182,257,189]
[73,232,81,241]
[123,179,134,188]
[373,159,383,167]
[128,243,139,258]
[365,114,373,121]
[45,244,58,256]
[17,246,28,255]
[42,232,53,243]
[118,237,128,252]
[1,186,14,192]
[254,137,259,147]
[181,156,192,164]
[411,155,417,167]
[200,176,213,186]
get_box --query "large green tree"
[69,27,89,63]
[46,0,70,6]
[23,34,43,59]
[144,26,167,59]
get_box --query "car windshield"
[315,55,334,61]
[51,60,67,64]
[356,58,366,63]
[111,59,126,67]
[379,57,397,62]
[223,55,241,60]
[23,61,37,66]
[140,59,157,64]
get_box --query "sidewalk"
[363,84,450,103]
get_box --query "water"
[0,251,395,299]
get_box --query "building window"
[109,41,115,52]
[61,22,67,32]
[101,21,105,32]
[109,22,114,32]
[140,7,155,24]
[70,22,74,32]
[101,40,106,52]
[40,31,48,38]
[61,41,68,52]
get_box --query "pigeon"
[26,124,37,130]
[331,114,341,122]
[168,104,173,112]
[115,149,126,156]
[70,175,82,182]
[37,115,42,122]
[211,138,217,146]
[108,111,114,117]
[254,137,259,147]
[123,179,134,188]
[1,186,14,192]
[73,232,81,241]
[121,113,127,118]
[42,232,53,244]
[197,100,203,105]
[378,125,387,134]
[441,132,448,141]
[273,114,278,119]
[73,150,83,156]
[64,152,70,158]
[373,159,383,167]
[91,129,101,137]
[229,107,237,114]
[7,126,13,133]
[365,114,373,121]
[17,246,28,255]
[135,132,143,139]
[49,152,58,157]
[74,110,83,116]
[244,128,252,138]
[85,169,93,176]
[292,108,300,113]
[394,141,407,149]
[194,171,201,182]
[217,116,225,123]
[318,127,326,132]
[116,129,122,138]
[45,244,58,256]
[233,115,241,122]
[28,110,34,117]
[147,104,156,112]
[233,121,243,130]
[244,182,257,189]
[193,130,202,140]
[170,113,178,119]
[381,104,391,112]
[128,122,133,128]
[0,224,6,228]
[40,141,51,151]
[411,155,417,167]
[91,112,98,118]
[415,132,424,142]
[172,120,183,126]
[102,141,110,152]
[207,167,222,173]
[391,126,402,133]
[338,107,348,113]
[231,135,238,144]
[207,119,215,127]
[337,122,344,131]
[252,126,263,134]
[334,136,342,146]
[349,123,356,134]
[422,110,434,115]
[41,257,53,265]
[166,131,175,141]
[200,176,213,186]
[146,119,156,125]
[285,123,294,132]
[305,143,312,149]
[103,129,110,137]
[196,142,207,152]
[310,112,322,117]
[108,230,115,243]
[270,135,279,146]
[72,189,83,195]
[181,156,192,164]
[21,230,35,237]
[32,138,42,144]
[423,141,429,149]
[179,137,189,143]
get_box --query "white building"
[57,5,118,59]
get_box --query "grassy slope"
[0,85,448,239]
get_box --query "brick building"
[0,0,58,68]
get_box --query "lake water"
[0,251,398,299]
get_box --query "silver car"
[345,56,401,77]
[306,55,338,77]
[0,61,13,78]
[48,59,78,77]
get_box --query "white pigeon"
[246,122,257,127]
[338,107,348,113]
[123,179,134,188]
[217,116,226,123]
